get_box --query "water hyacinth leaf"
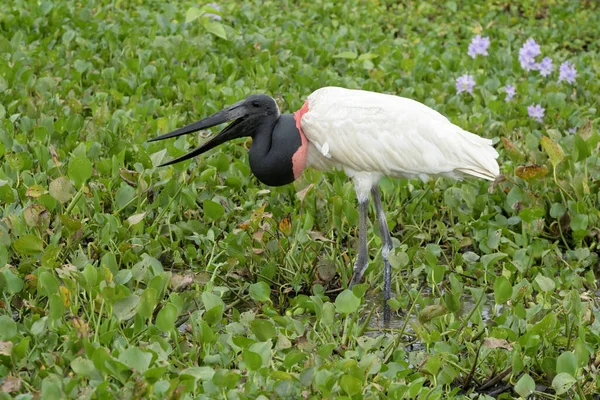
[204,21,227,40]
[127,212,146,226]
[14,235,44,255]
[515,164,548,180]
[49,177,74,203]
[552,373,576,395]
[556,351,578,376]
[242,349,262,371]
[119,347,152,374]
[334,289,360,315]
[115,185,136,209]
[573,134,591,162]
[481,252,507,269]
[212,369,240,389]
[138,288,158,319]
[113,295,139,321]
[250,319,276,342]
[340,375,362,397]
[60,215,82,233]
[540,136,564,167]
[202,292,224,325]
[535,274,555,292]
[570,214,588,231]
[185,7,203,23]
[2,268,24,294]
[26,185,46,198]
[249,281,271,302]
[418,304,448,323]
[0,316,17,340]
[156,303,178,332]
[549,203,566,218]
[68,156,93,187]
[180,366,215,382]
[71,357,97,377]
[494,276,512,304]
[203,200,224,221]
[514,374,535,398]
[24,204,49,227]
[333,51,358,60]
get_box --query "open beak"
[148,101,247,166]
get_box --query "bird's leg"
[371,186,393,323]
[349,197,369,288]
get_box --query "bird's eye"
[251,101,260,108]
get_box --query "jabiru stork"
[149,87,500,323]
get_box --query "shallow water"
[364,289,498,336]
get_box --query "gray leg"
[371,186,393,323]
[350,198,369,287]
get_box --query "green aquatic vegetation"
[0,0,599,398]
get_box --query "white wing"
[301,87,499,181]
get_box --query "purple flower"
[527,104,545,122]
[568,127,577,134]
[468,35,490,58]
[519,38,541,71]
[504,85,516,102]
[456,74,475,94]
[205,2,222,20]
[537,57,553,77]
[558,61,577,84]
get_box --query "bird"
[149,86,500,323]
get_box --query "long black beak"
[148,102,247,166]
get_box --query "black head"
[148,94,279,166]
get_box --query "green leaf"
[71,357,97,377]
[49,177,74,203]
[514,374,535,398]
[119,347,152,374]
[248,282,271,302]
[335,289,360,314]
[185,7,203,23]
[2,268,24,294]
[181,366,215,382]
[202,292,224,326]
[0,315,17,340]
[535,274,555,292]
[60,215,82,233]
[113,295,139,321]
[203,200,224,221]
[493,276,512,304]
[204,21,227,40]
[137,288,157,319]
[115,185,136,209]
[250,319,275,342]
[550,203,566,218]
[570,214,588,231]
[418,304,448,323]
[540,136,564,167]
[242,350,262,371]
[556,351,578,376]
[481,252,507,269]
[68,156,93,187]
[333,51,358,60]
[13,235,44,255]
[38,271,59,297]
[573,134,591,162]
[340,374,362,396]
[83,264,98,288]
[156,303,178,332]
[552,372,576,395]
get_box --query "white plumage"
[301,87,500,190]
